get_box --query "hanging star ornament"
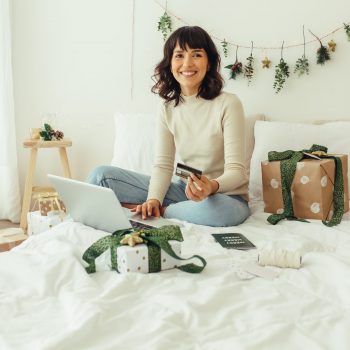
[328,39,337,52]
[262,57,271,68]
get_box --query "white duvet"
[1,202,350,350]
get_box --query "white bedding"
[1,202,350,350]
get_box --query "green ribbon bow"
[267,144,344,227]
[82,225,207,274]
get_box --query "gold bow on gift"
[311,150,328,157]
[120,232,144,247]
[32,191,66,220]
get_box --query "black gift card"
[175,162,202,179]
[212,233,256,250]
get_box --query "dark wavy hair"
[151,26,224,106]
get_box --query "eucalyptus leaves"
[273,43,290,93]
[294,25,310,77]
[274,58,290,93]
[294,56,309,76]
[157,12,172,41]
[221,39,229,57]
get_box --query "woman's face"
[170,42,209,96]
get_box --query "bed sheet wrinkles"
[0,202,350,350]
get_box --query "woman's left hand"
[185,174,219,202]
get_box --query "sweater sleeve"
[215,95,248,193]
[147,103,175,204]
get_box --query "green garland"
[157,12,172,41]
[154,12,350,92]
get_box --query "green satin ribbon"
[82,225,207,274]
[267,144,344,227]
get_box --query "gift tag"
[302,152,321,160]
[230,254,257,280]
[235,266,255,280]
[241,263,280,280]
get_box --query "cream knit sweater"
[147,91,248,204]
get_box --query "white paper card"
[242,263,280,280]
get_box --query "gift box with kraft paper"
[32,192,66,216]
[116,240,182,273]
[27,211,69,235]
[261,154,349,220]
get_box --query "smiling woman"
[171,46,209,96]
[88,26,250,227]
[152,25,224,106]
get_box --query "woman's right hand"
[130,199,161,219]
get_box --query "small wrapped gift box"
[83,226,207,275]
[262,154,349,220]
[0,229,27,252]
[27,211,67,235]
[32,191,66,216]
[116,240,181,273]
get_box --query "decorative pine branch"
[309,29,330,65]
[344,23,350,41]
[316,45,330,65]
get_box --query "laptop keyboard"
[130,220,155,231]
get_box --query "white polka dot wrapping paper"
[261,155,349,220]
[116,240,182,273]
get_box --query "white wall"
[11,0,350,194]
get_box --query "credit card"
[175,162,202,179]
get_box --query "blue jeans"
[87,166,250,227]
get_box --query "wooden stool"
[20,139,72,232]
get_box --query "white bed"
[2,117,350,349]
[1,201,350,350]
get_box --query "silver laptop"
[48,174,179,233]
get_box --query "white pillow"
[245,114,265,177]
[111,112,265,176]
[249,120,350,202]
[111,112,156,175]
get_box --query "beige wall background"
[10,0,350,195]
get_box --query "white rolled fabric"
[258,249,302,269]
